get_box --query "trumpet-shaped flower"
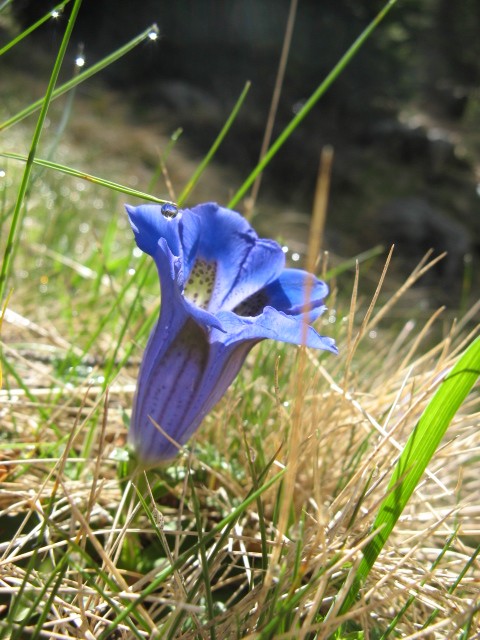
[126,202,337,464]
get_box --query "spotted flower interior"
[125,202,337,463]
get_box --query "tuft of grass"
[1,1,479,638]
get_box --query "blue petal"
[130,319,253,463]
[215,307,338,353]
[263,269,329,319]
[180,203,286,312]
[126,204,181,257]
[130,319,211,462]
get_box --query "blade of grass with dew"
[324,245,385,280]
[228,0,399,209]
[0,1,71,57]
[0,152,170,204]
[177,81,250,205]
[338,335,480,616]
[0,0,83,305]
[0,24,159,132]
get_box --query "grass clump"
[1,1,479,638]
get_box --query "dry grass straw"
[1,132,478,638]
[1,208,478,637]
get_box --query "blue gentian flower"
[126,202,337,464]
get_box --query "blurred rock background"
[3,0,480,301]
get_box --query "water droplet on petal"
[161,203,178,219]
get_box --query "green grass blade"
[421,541,480,631]
[98,467,286,639]
[0,152,170,204]
[0,24,159,132]
[339,335,480,614]
[0,289,12,388]
[189,472,217,640]
[0,1,71,57]
[177,81,250,206]
[0,0,83,303]
[228,0,399,209]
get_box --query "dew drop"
[75,55,85,68]
[161,203,179,219]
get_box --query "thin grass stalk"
[242,430,269,575]
[228,0,399,208]
[0,1,71,56]
[246,0,298,217]
[0,0,83,304]
[379,530,458,639]
[64,540,146,639]
[189,472,217,640]
[421,541,480,631]
[9,555,69,640]
[0,152,169,204]
[307,147,333,271]
[0,0,14,13]
[177,81,251,205]
[98,468,286,639]
[165,450,283,638]
[0,288,12,387]
[0,24,159,132]
[63,484,155,632]
[324,245,384,280]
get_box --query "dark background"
[5,0,480,299]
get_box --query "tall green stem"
[0,0,83,303]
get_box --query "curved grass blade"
[0,0,83,303]
[0,24,159,132]
[228,0,399,209]
[178,81,250,205]
[0,152,169,204]
[339,335,480,615]
[0,1,71,57]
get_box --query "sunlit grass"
[1,1,479,638]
